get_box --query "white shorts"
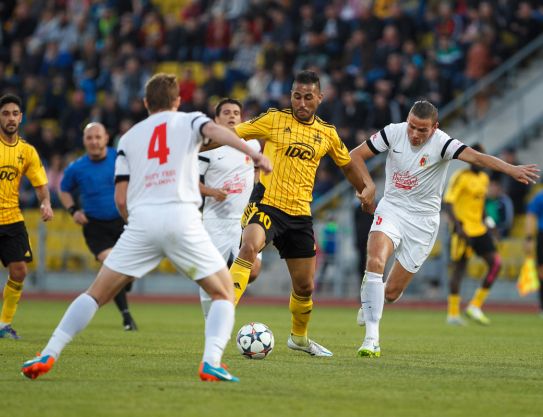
[204,217,262,262]
[104,203,226,280]
[370,199,440,273]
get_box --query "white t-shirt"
[115,111,210,213]
[367,122,467,215]
[199,140,261,219]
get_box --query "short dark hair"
[293,70,321,90]
[409,100,438,123]
[0,94,23,111]
[215,98,242,117]
[144,73,179,112]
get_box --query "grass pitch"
[1,300,542,417]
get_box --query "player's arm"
[199,182,227,201]
[114,180,129,223]
[34,185,54,222]
[201,122,272,174]
[348,142,378,213]
[457,147,539,184]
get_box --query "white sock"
[202,300,235,367]
[199,287,212,320]
[361,272,384,341]
[42,293,99,360]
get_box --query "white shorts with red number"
[104,203,226,280]
[370,199,440,273]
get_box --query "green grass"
[1,300,542,417]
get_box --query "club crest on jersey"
[419,153,430,168]
[313,133,322,143]
[392,171,418,190]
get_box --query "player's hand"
[511,164,539,184]
[454,220,467,239]
[40,203,54,222]
[211,188,228,201]
[355,184,376,214]
[73,210,89,225]
[252,154,272,174]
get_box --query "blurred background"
[1,0,542,303]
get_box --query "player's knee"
[238,242,260,262]
[293,281,314,297]
[8,264,27,282]
[366,255,386,274]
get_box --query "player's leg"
[231,223,266,304]
[197,269,238,382]
[357,231,394,357]
[466,234,501,325]
[0,224,32,339]
[0,261,26,339]
[21,266,133,379]
[447,233,468,325]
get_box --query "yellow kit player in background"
[443,144,501,326]
[0,94,54,339]
[230,70,375,356]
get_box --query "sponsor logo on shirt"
[392,171,418,190]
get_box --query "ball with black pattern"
[236,322,274,359]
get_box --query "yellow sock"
[289,292,313,345]
[230,258,252,305]
[470,288,489,308]
[0,277,24,324]
[448,294,461,317]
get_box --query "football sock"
[0,277,23,325]
[113,288,129,313]
[203,300,234,367]
[199,287,212,319]
[230,257,252,305]
[469,288,489,309]
[289,291,312,346]
[448,294,461,317]
[482,254,501,287]
[42,293,99,360]
[361,272,384,341]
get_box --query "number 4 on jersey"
[147,123,170,165]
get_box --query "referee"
[60,122,137,330]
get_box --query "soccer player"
[443,143,501,326]
[21,73,271,382]
[525,189,543,316]
[59,122,137,331]
[0,94,54,339]
[350,100,539,357]
[229,70,375,357]
[198,98,262,318]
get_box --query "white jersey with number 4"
[115,111,210,213]
[367,122,467,215]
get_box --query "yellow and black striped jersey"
[443,169,489,237]
[0,135,48,225]
[235,108,351,216]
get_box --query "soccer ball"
[236,322,274,359]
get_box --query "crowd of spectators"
[1,0,542,208]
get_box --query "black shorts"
[241,203,316,259]
[83,217,125,259]
[450,230,496,262]
[0,222,32,267]
[537,231,543,266]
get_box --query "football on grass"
[236,322,274,359]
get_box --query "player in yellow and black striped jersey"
[0,94,53,339]
[443,143,501,326]
[229,70,375,356]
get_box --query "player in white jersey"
[198,98,262,318]
[21,73,272,382]
[349,100,539,358]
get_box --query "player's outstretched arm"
[201,122,272,174]
[457,147,540,185]
[349,142,378,213]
